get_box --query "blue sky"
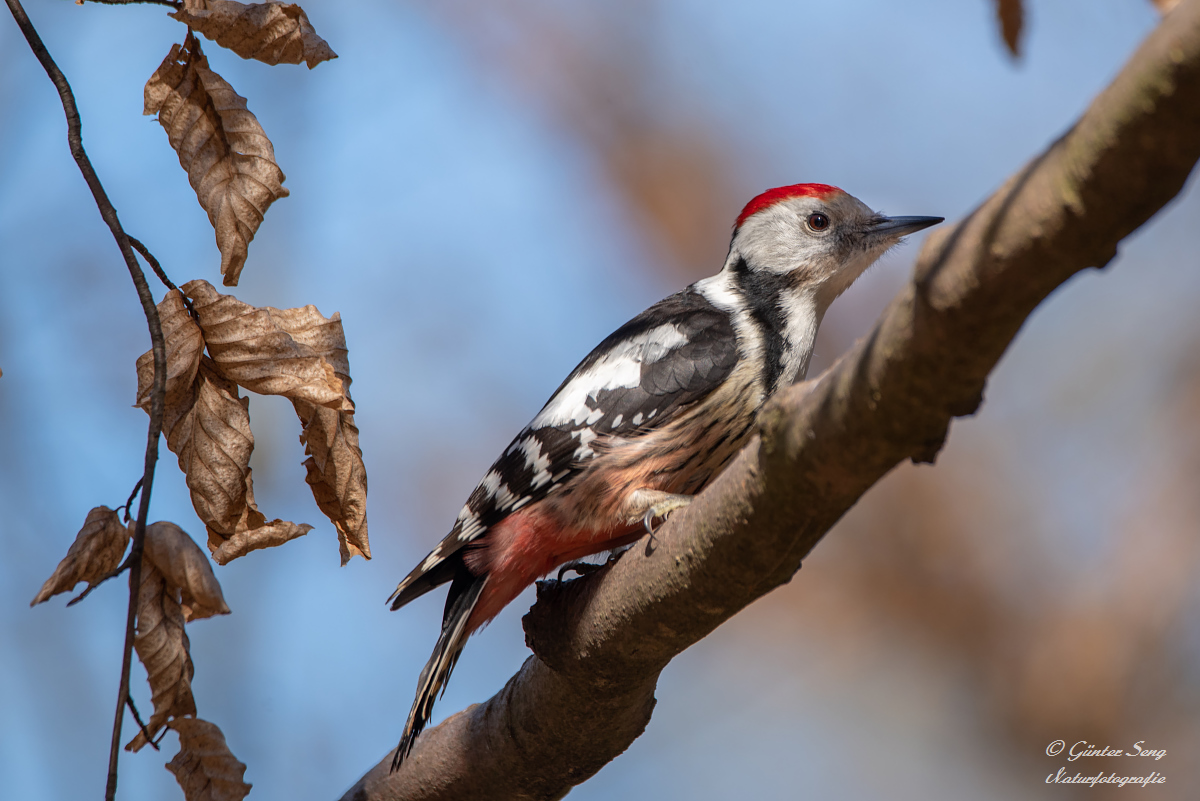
[2,1,1196,799]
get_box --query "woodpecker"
[388,183,941,767]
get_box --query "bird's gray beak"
[868,215,944,238]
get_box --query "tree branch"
[343,2,1200,798]
[4,3,168,800]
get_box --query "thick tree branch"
[343,3,1200,798]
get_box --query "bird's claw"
[557,559,603,582]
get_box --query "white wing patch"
[532,323,690,428]
[519,436,553,490]
[419,548,443,572]
[572,428,599,460]
[454,506,484,543]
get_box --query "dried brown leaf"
[31,506,130,606]
[169,359,255,536]
[295,401,369,563]
[995,0,1023,57]
[144,35,289,286]
[209,504,312,565]
[182,279,349,411]
[276,302,369,562]
[127,564,196,752]
[1151,0,1181,13]
[173,0,337,69]
[165,358,312,563]
[143,521,231,621]
[136,289,204,415]
[166,718,252,801]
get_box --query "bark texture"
[342,3,1200,798]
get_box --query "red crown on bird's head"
[735,183,843,229]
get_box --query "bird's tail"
[391,569,487,771]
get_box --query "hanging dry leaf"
[169,359,256,536]
[136,289,204,415]
[166,718,252,801]
[143,521,232,621]
[165,358,312,563]
[127,564,196,752]
[995,0,1023,57]
[209,490,312,565]
[182,280,349,411]
[172,0,337,69]
[144,34,289,286]
[295,401,369,564]
[269,298,369,562]
[31,506,130,606]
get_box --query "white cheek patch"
[532,323,690,428]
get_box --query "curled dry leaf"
[136,289,204,414]
[182,279,349,411]
[144,34,289,286]
[127,564,196,752]
[169,359,254,536]
[209,498,313,565]
[143,521,232,621]
[31,506,129,606]
[277,301,369,562]
[165,358,312,563]
[995,0,1023,57]
[295,401,369,563]
[167,718,252,801]
[172,0,337,69]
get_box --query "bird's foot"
[557,559,604,582]
[633,492,693,543]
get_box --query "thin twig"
[118,477,144,523]
[4,3,168,800]
[84,0,182,8]
[130,236,199,321]
[124,695,160,752]
[66,554,133,607]
[128,237,176,292]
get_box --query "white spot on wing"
[519,437,553,489]
[456,512,483,542]
[493,482,518,510]
[632,412,643,426]
[532,323,690,428]
[480,470,502,495]
[573,428,598,460]
[419,543,445,572]
[611,413,623,428]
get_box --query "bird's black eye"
[808,212,830,231]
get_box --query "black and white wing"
[389,285,738,609]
